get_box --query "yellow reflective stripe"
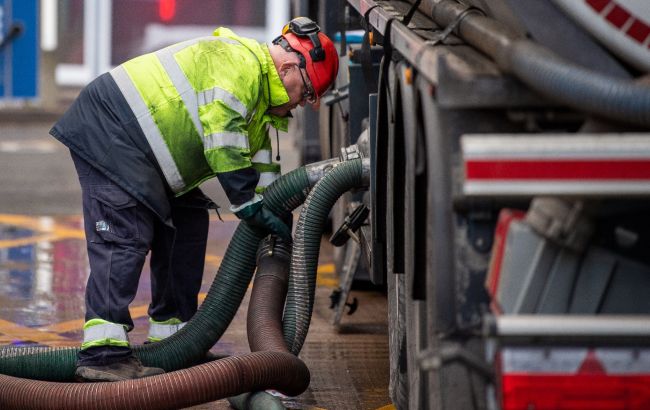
[198,87,248,120]
[230,193,263,213]
[155,42,204,139]
[82,320,128,349]
[205,132,249,150]
[251,149,272,164]
[110,65,186,193]
[256,171,280,189]
[121,52,211,195]
[252,161,280,174]
[199,101,249,141]
[149,317,183,325]
[205,147,252,173]
[81,339,130,350]
[151,36,243,137]
[148,320,186,341]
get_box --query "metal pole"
[265,0,289,43]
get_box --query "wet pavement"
[0,120,392,409]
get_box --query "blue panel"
[0,0,38,99]
[11,0,39,98]
[0,0,6,98]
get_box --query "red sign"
[159,0,176,22]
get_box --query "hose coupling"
[340,144,363,161]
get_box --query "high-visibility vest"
[110,27,289,196]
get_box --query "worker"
[49,17,339,382]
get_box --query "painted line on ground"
[0,318,76,347]
[317,263,339,288]
[0,214,85,250]
[209,213,239,222]
[0,234,58,249]
[204,254,223,267]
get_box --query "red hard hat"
[281,27,339,98]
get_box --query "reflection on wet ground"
[0,213,392,409]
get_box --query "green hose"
[0,167,311,381]
[283,159,365,355]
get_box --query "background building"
[0,0,289,111]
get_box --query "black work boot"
[75,356,165,382]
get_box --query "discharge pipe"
[408,0,650,126]
[228,238,296,410]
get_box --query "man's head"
[268,17,339,116]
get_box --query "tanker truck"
[290,1,650,409]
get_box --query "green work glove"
[231,194,292,243]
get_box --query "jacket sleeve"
[197,43,261,175]
[248,115,282,194]
[201,100,254,174]
[216,166,259,206]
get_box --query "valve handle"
[329,204,370,247]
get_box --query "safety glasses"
[297,66,317,104]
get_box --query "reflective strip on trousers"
[257,171,280,189]
[148,321,187,340]
[83,322,128,345]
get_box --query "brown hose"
[248,239,293,353]
[0,350,309,410]
[225,239,310,410]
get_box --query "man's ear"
[278,61,295,79]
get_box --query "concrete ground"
[0,116,392,409]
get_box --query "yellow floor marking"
[0,319,76,347]
[0,214,85,250]
[204,254,223,267]
[42,319,83,335]
[375,405,396,410]
[318,263,336,274]
[317,263,339,288]
[0,214,83,236]
[209,213,239,222]
[51,225,85,239]
[0,214,44,229]
[317,277,339,288]
[0,234,58,249]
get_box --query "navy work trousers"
[71,152,209,366]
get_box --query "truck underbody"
[292,0,650,408]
